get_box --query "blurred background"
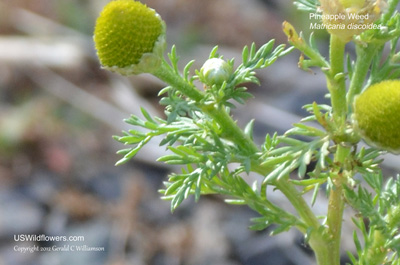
[1,1,400,265]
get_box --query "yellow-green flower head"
[319,0,387,42]
[93,0,166,75]
[354,80,400,153]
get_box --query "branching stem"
[321,35,352,265]
[154,56,332,263]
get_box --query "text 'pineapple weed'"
[93,0,400,264]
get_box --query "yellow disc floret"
[354,80,400,153]
[94,0,166,75]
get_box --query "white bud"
[200,58,233,86]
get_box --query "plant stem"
[382,0,400,23]
[328,35,347,124]
[329,144,352,264]
[202,103,259,156]
[282,21,329,69]
[320,34,350,265]
[154,60,205,102]
[277,178,336,265]
[346,44,376,112]
[363,230,389,264]
[250,163,321,230]
[274,178,320,230]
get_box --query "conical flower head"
[354,80,400,153]
[94,0,166,75]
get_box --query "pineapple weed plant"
[93,0,400,264]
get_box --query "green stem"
[276,178,335,265]
[249,172,334,264]
[282,21,329,69]
[154,60,205,102]
[318,35,350,265]
[274,178,320,230]
[328,145,351,265]
[346,44,376,112]
[326,178,345,264]
[259,174,334,265]
[251,163,321,229]
[202,104,259,156]
[328,35,347,124]
[364,230,389,264]
[382,0,400,24]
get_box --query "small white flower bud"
[200,58,233,86]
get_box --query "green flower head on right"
[354,80,400,153]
